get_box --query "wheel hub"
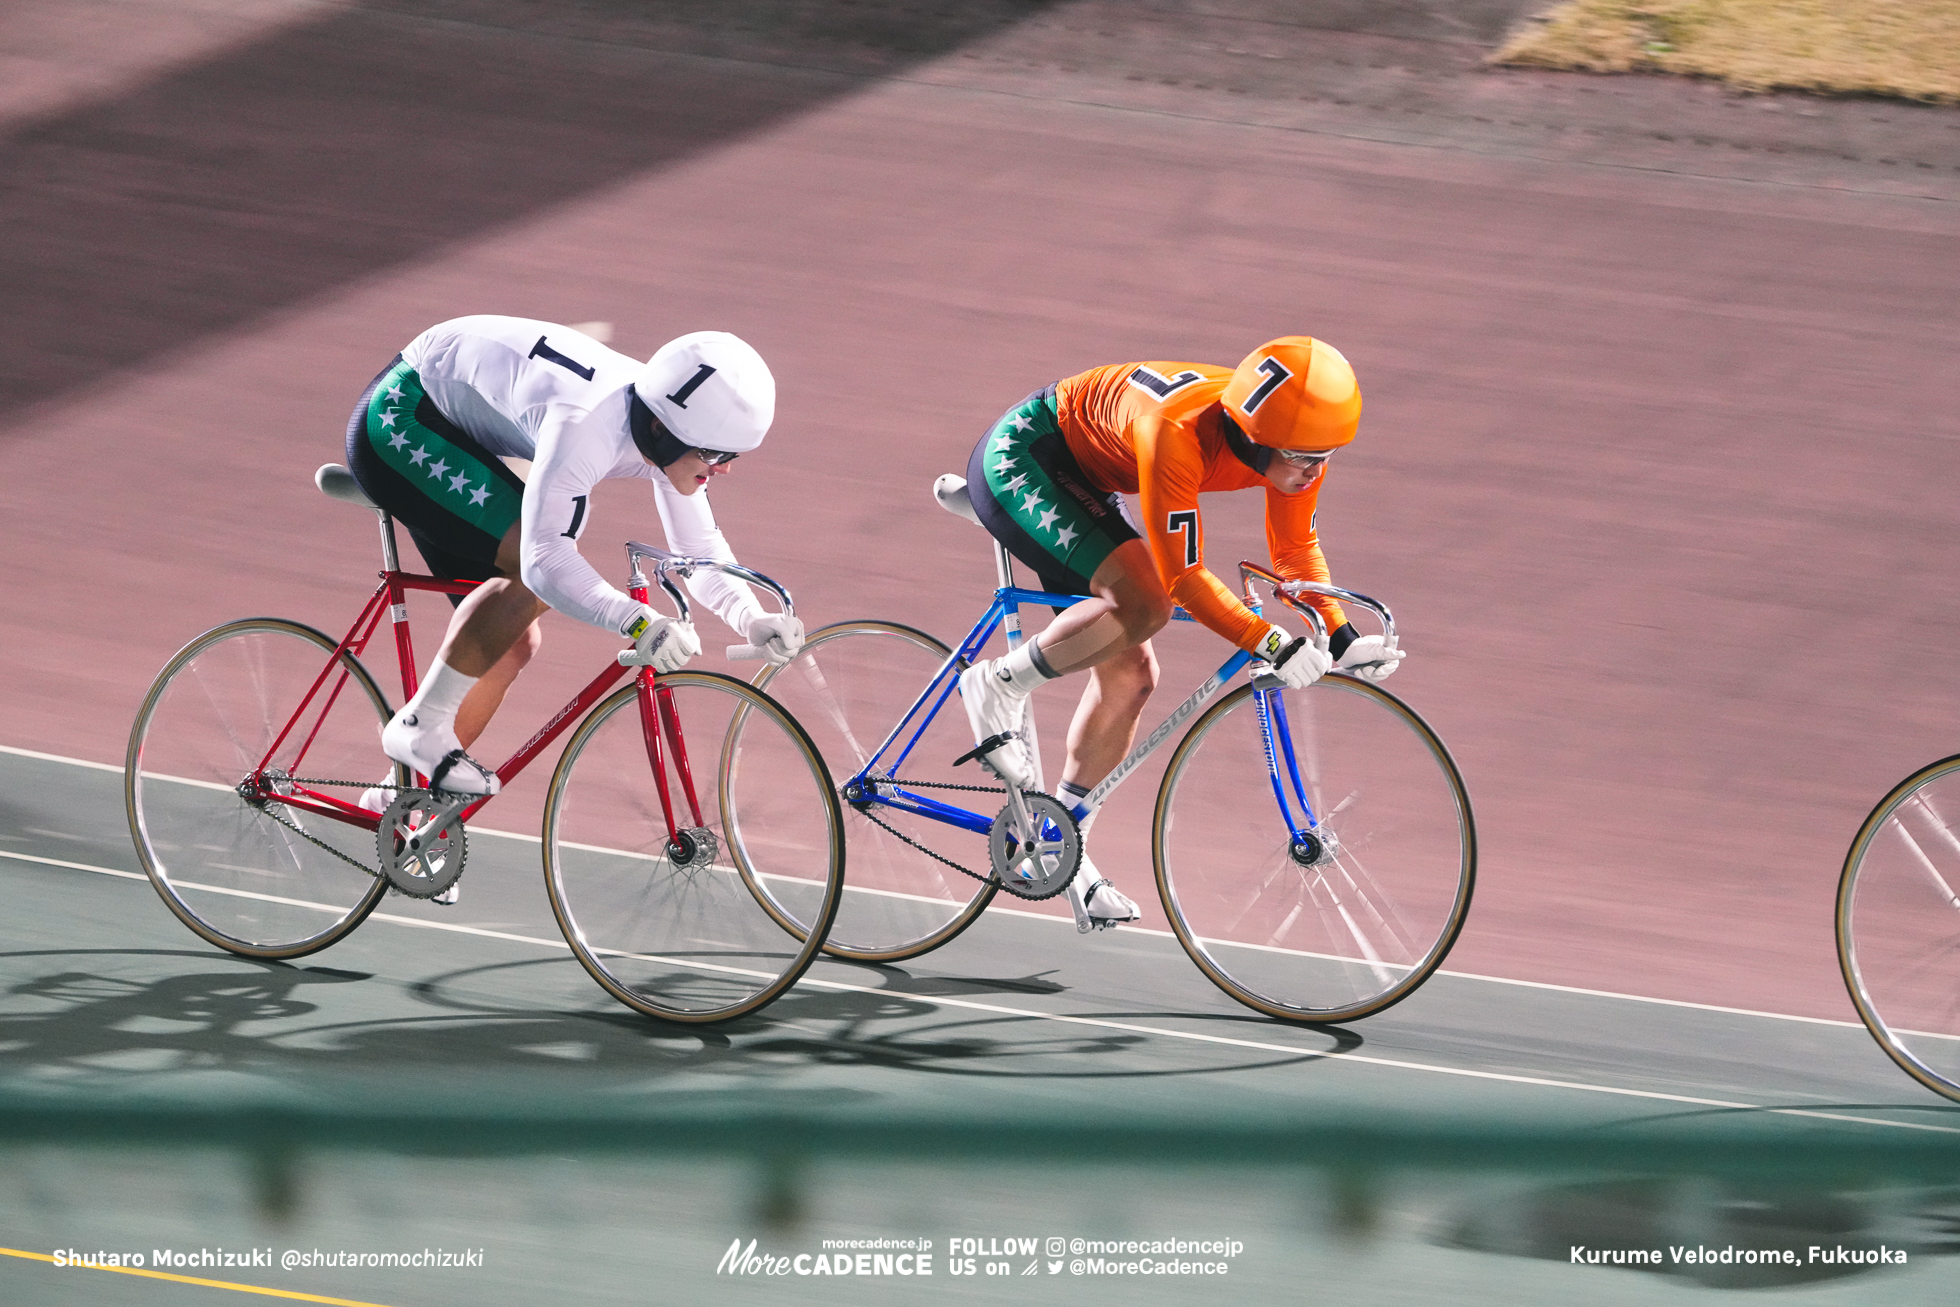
[666,826,719,867]
[1289,828,1336,867]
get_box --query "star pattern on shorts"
[427,458,451,481]
[985,417,1078,548]
[449,470,472,494]
[385,384,406,402]
[469,485,491,506]
[408,446,430,466]
[377,410,399,429]
[387,430,409,450]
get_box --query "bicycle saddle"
[316,463,378,510]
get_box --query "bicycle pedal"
[952,731,1019,770]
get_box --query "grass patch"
[1493,0,1960,103]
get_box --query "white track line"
[5,742,1862,1029]
[2,845,1950,1135]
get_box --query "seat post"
[993,539,1015,592]
[376,510,401,574]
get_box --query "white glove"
[1255,623,1331,691]
[619,604,700,672]
[1335,633,1404,683]
[744,612,805,667]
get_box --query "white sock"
[1058,779,1099,830]
[399,656,478,732]
[994,639,1059,695]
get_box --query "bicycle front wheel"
[1837,754,1960,1102]
[542,670,843,1023]
[125,619,399,958]
[1154,676,1475,1022]
[751,621,997,962]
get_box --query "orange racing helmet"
[1221,336,1361,450]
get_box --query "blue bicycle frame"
[838,559,1352,856]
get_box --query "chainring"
[376,788,469,899]
[986,792,1080,901]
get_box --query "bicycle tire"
[749,620,997,962]
[541,670,843,1023]
[1836,753,1960,1103]
[125,618,399,958]
[1154,675,1475,1023]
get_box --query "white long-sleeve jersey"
[400,315,766,637]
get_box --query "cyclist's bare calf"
[1039,540,1170,792]
[444,523,549,749]
[384,523,541,795]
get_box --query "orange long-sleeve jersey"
[1053,361,1346,651]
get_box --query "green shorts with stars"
[965,385,1140,598]
[343,356,527,594]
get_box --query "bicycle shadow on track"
[0,949,1361,1099]
[412,955,1363,1081]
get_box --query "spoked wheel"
[751,621,997,962]
[1154,676,1475,1023]
[542,670,843,1023]
[1837,754,1960,1102]
[125,619,400,958]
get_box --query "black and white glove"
[1335,633,1404,683]
[743,612,805,667]
[1255,622,1331,691]
[619,604,700,672]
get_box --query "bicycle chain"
[250,776,383,879]
[853,775,1005,888]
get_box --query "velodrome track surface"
[3,1,1960,1301]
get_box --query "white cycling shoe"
[957,659,1035,788]
[380,710,500,796]
[357,777,397,815]
[1067,856,1141,933]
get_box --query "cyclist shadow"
[0,948,372,1080]
[403,954,1368,1080]
[0,948,1362,1093]
[714,959,1366,1078]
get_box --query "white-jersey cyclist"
[342,314,803,805]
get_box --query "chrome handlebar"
[622,542,794,663]
[1238,562,1395,653]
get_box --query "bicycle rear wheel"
[751,621,997,962]
[1837,754,1960,1102]
[542,670,843,1023]
[125,619,398,958]
[1154,676,1474,1022]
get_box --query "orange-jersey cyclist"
[959,336,1403,931]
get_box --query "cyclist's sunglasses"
[694,448,740,466]
[1274,448,1334,470]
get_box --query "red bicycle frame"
[247,565,693,846]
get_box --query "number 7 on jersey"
[1166,510,1199,568]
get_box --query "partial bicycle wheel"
[542,670,843,1023]
[1154,675,1475,1022]
[750,620,997,962]
[1837,754,1960,1102]
[125,618,399,958]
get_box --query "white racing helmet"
[637,331,775,456]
